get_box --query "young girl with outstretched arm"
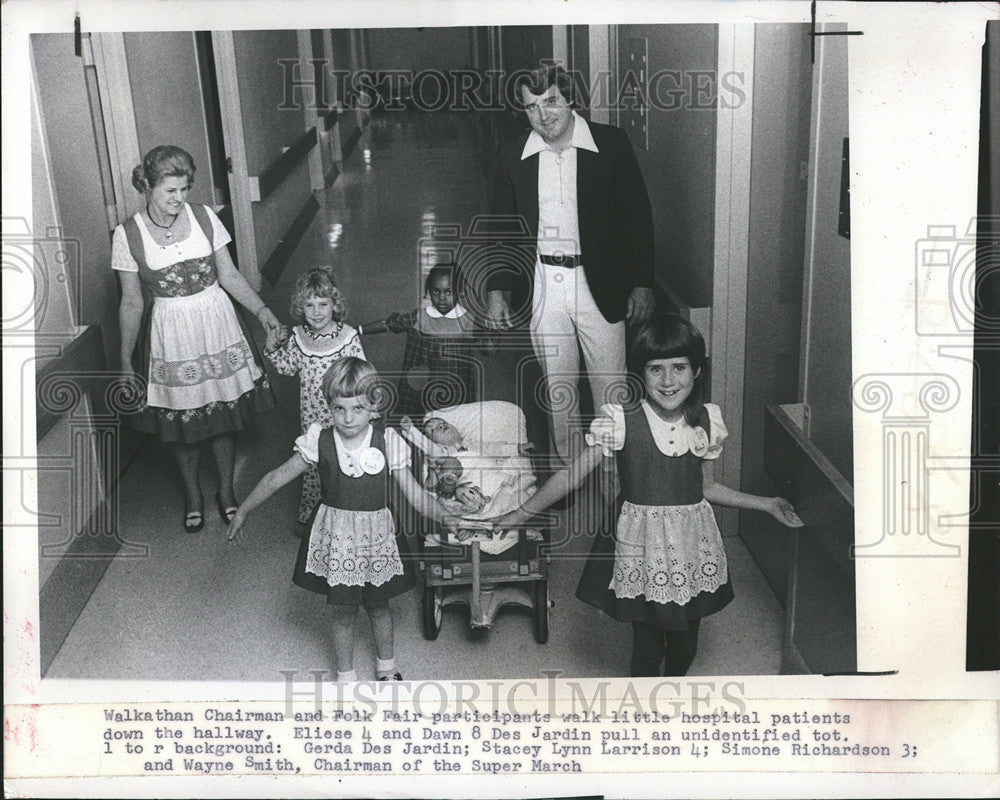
[227,357,452,682]
[358,263,486,415]
[493,314,803,677]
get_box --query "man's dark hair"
[513,63,579,109]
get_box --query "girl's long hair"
[628,313,707,426]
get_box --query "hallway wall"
[232,30,315,275]
[31,34,119,367]
[29,57,77,347]
[739,23,813,604]
[800,27,853,484]
[123,32,217,208]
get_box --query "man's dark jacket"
[485,119,655,325]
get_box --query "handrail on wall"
[249,126,318,202]
[764,403,856,674]
[35,326,106,441]
[765,403,853,515]
[321,107,340,132]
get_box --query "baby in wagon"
[400,412,532,518]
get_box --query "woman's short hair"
[290,267,345,323]
[321,357,382,408]
[131,145,196,194]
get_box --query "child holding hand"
[227,357,452,682]
[493,314,803,677]
[358,263,484,415]
[264,266,364,527]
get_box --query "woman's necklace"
[306,321,344,341]
[147,203,179,239]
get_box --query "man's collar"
[521,111,599,160]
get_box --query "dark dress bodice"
[617,405,709,507]
[317,426,391,512]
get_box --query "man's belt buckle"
[539,253,580,268]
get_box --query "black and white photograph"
[4,1,997,797]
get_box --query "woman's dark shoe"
[184,499,205,533]
[216,491,238,525]
[377,672,403,681]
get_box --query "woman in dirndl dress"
[114,145,284,533]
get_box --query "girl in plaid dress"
[359,264,483,417]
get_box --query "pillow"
[422,400,527,450]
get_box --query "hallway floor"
[45,111,784,682]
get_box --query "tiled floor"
[45,111,784,682]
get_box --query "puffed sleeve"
[294,422,323,464]
[702,403,728,460]
[265,328,302,376]
[384,427,412,472]
[342,328,365,360]
[585,403,626,456]
[205,206,233,251]
[111,225,139,272]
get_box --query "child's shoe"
[375,658,401,681]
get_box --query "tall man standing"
[485,64,655,464]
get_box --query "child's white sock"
[336,670,357,683]
[375,658,398,679]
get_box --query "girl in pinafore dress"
[495,315,803,676]
[264,267,365,526]
[227,357,453,682]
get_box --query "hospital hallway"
[41,109,786,683]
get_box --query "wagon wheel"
[422,585,443,640]
[533,580,549,644]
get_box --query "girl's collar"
[333,424,372,451]
[304,320,344,340]
[640,399,707,429]
[640,399,685,426]
[294,324,352,353]
[425,302,467,320]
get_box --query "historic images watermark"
[279,670,749,719]
[851,217,1000,558]
[277,64,747,115]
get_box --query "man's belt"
[538,253,581,268]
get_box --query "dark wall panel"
[501,26,553,77]
[617,24,718,308]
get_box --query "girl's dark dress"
[395,304,480,416]
[292,423,415,605]
[575,402,734,631]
